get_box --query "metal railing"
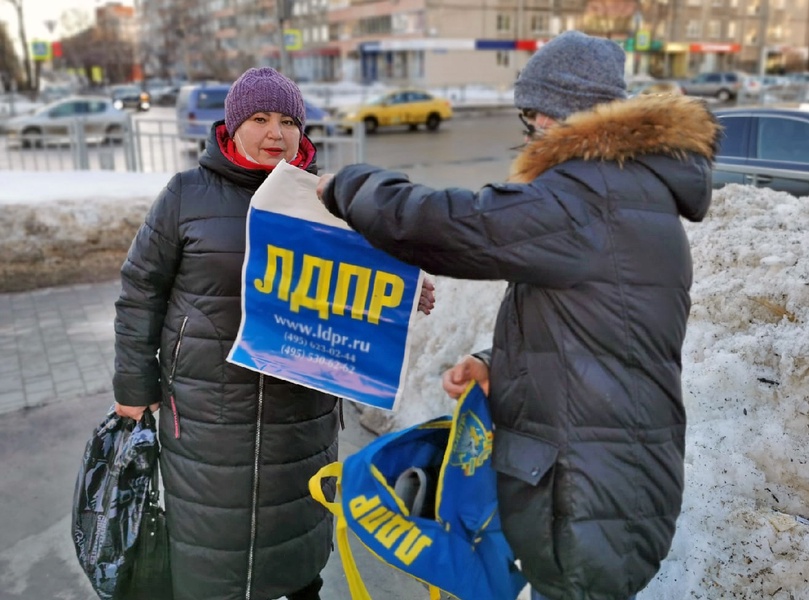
[0,116,364,174]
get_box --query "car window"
[757,117,809,163]
[49,102,77,117]
[717,116,748,158]
[88,101,107,114]
[706,74,720,83]
[195,90,228,109]
[725,74,738,83]
[113,86,138,98]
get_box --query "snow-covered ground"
[1,171,807,599]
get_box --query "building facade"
[132,0,809,85]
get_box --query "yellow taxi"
[337,89,453,134]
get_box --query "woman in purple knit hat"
[111,66,435,600]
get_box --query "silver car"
[713,106,809,196]
[680,72,742,102]
[2,95,130,148]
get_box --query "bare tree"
[59,8,135,87]
[581,0,637,39]
[60,9,99,86]
[0,21,23,90]
[4,0,32,90]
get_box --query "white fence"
[0,116,364,174]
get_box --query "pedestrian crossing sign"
[31,40,51,61]
[284,29,302,51]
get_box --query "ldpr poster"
[227,160,424,411]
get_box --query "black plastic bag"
[72,407,160,599]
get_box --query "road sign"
[284,29,302,51]
[636,29,651,52]
[31,40,51,61]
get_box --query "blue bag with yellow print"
[309,382,526,600]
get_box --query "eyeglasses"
[518,110,537,139]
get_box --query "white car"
[2,95,130,147]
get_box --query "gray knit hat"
[224,67,306,137]
[514,30,626,121]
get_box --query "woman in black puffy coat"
[112,67,339,600]
[317,32,720,600]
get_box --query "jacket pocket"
[167,316,188,439]
[492,427,559,485]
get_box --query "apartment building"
[133,0,809,85]
[656,0,799,78]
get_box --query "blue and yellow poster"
[227,161,423,411]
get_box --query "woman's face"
[233,112,301,167]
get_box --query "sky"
[0,0,133,49]
[1,170,808,599]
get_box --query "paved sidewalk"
[0,280,429,600]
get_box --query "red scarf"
[214,123,315,172]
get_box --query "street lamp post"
[805,0,809,70]
[278,0,294,77]
[759,0,769,75]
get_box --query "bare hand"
[115,401,161,422]
[316,173,335,202]
[442,355,490,399]
[418,278,435,315]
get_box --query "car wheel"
[426,113,441,131]
[717,89,731,102]
[105,124,123,145]
[21,127,42,149]
[363,117,378,134]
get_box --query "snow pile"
[648,184,809,599]
[0,172,167,292]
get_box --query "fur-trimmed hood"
[509,94,721,184]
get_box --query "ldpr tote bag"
[309,382,526,600]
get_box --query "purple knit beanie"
[224,67,306,137]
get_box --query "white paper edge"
[251,159,352,231]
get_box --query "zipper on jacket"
[338,397,345,430]
[245,373,265,600]
[167,316,188,439]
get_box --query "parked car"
[110,84,150,111]
[336,89,453,134]
[627,80,684,98]
[152,85,180,106]
[680,72,742,102]
[713,106,809,196]
[176,82,334,149]
[1,95,130,148]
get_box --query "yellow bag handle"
[310,462,371,600]
[309,463,448,600]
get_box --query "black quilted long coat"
[113,123,339,600]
